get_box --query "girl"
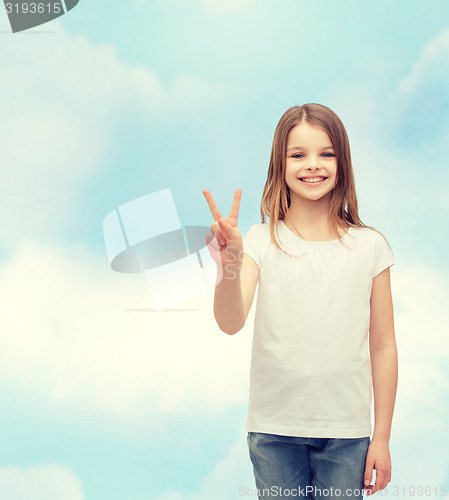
[202,103,397,499]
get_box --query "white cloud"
[0,237,253,428]
[142,428,254,500]
[395,28,449,101]
[0,463,83,500]
[187,429,255,499]
[386,27,449,150]
[0,20,234,252]
[388,264,449,491]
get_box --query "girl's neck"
[285,197,331,231]
[283,198,347,239]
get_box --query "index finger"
[228,188,241,220]
[202,189,223,222]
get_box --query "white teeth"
[300,177,325,183]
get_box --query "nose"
[307,155,320,169]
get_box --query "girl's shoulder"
[350,224,391,239]
[349,225,393,253]
[242,222,272,266]
[244,221,271,235]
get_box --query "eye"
[322,152,335,157]
[291,153,304,159]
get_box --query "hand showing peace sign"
[202,188,244,273]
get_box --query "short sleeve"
[373,231,395,278]
[242,224,262,268]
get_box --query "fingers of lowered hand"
[366,471,384,496]
[364,456,391,496]
[371,445,392,491]
[364,458,374,490]
[374,466,391,491]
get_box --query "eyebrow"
[287,145,335,152]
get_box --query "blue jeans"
[247,432,371,499]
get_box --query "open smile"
[298,176,328,185]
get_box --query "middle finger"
[228,188,242,220]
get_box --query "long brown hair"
[260,103,385,256]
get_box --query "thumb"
[364,463,373,487]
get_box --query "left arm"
[364,267,398,496]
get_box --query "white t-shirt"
[242,220,395,439]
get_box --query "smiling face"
[285,121,337,203]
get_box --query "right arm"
[213,252,260,335]
[202,189,260,335]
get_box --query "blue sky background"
[0,0,448,498]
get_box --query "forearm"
[370,343,398,443]
[213,268,245,335]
